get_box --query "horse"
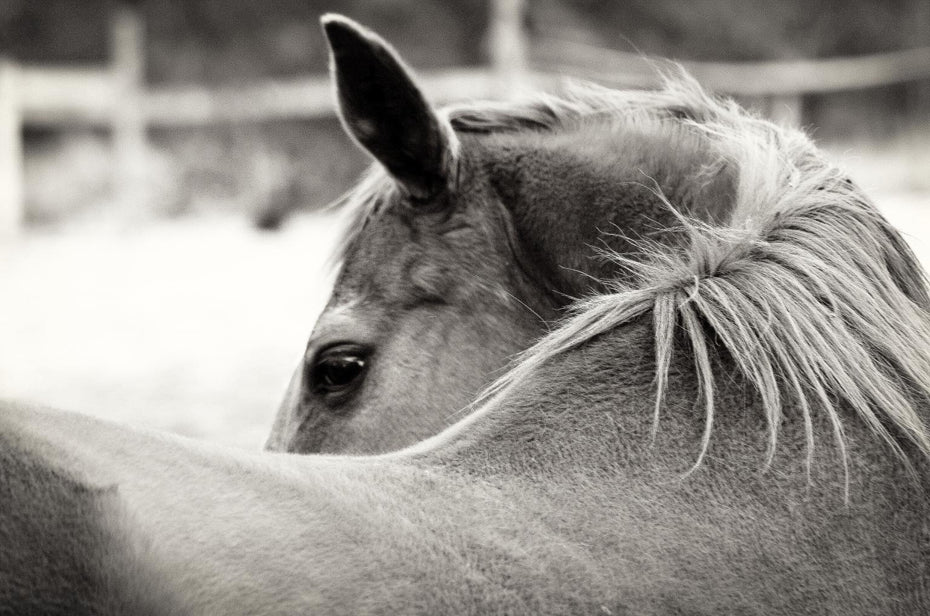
[265,16,737,455]
[4,25,930,612]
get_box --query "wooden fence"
[2,0,930,236]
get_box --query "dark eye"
[308,345,370,397]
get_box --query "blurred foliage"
[1,1,490,225]
[533,0,929,59]
[0,0,489,81]
[2,0,927,71]
[2,1,928,225]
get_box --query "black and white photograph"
[2,1,930,613]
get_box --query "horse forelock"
[329,166,398,272]
[468,81,930,486]
[445,71,722,135]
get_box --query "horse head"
[266,15,736,454]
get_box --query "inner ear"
[322,15,457,201]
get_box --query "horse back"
[0,401,179,616]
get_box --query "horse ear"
[322,14,457,201]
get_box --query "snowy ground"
[0,213,341,449]
[0,188,928,450]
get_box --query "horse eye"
[309,345,369,396]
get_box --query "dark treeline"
[1,1,927,79]
[3,1,927,225]
[546,0,930,59]
[0,1,488,82]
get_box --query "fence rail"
[18,66,511,127]
[2,1,930,236]
[534,39,930,95]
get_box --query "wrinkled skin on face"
[266,159,556,453]
[265,17,556,454]
[266,16,734,454]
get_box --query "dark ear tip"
[321,14,368,46]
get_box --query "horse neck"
[476,122,736,300]
[413,315,930,612]
[423,315,706,475]
[5,387,929,612]
[430,312,923,489]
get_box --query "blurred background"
[0,0,928,448]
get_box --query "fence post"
[110,5,147,211]
[0,58,23,238]
[489,0,529,99]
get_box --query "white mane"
[462,76,930,491]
